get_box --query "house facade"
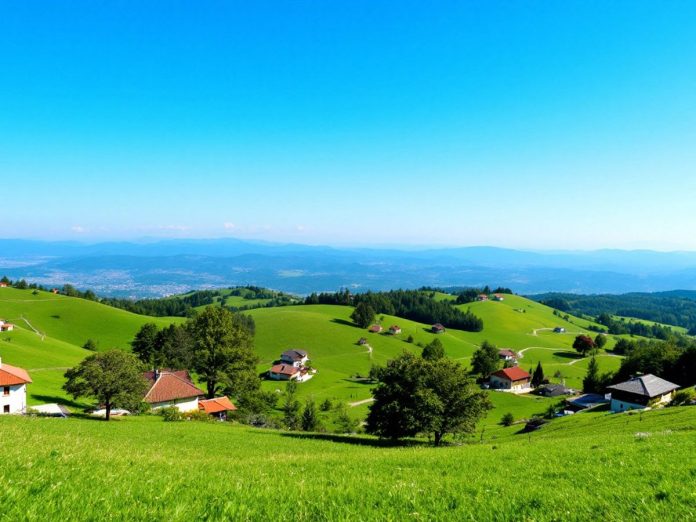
[489,367,531,391]
[0,322,14,332]
[0,357,32,414]
[388,325,402,335]
[431,323,445,334]
[269,364,300,380]
[498,349,518,363]
[280,349,309,367]
[607,374,679,412]
[143,369,205,412]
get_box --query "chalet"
[553,327,566,333]
[607,374,679,412]
[388,325,402,335]
[477,294,489,301]
[269,364,300,381]
[489,367,531,392]
[280,349,309,367]
[143,369,205,412]
[369,325,383,333]
[537,383,574,398]
[0,322,14,332]
[0,282,8,288]
[0,357,32,414]
[498,349,518,362]
[199,396,237,420]
[431,323,446,334]
[492,294,504,301]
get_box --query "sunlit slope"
[0,287,180,349]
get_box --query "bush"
[159,406,184,422]
[320,398,333,412]
[671,388,695,406]
[500,413,515,426]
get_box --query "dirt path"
[349,398,375,407]
[20,315,45,340]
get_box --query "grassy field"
[1,407,695,521]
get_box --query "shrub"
[671,388,695,406]
[159,406,184,422]
[500,413,515,426]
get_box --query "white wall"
[150,397,199,413]
[0,384,27,414]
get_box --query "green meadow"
[1,407,695,521]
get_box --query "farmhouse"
[492,294,504,301]
[388,325,402,335]
[199,396,237,420]
[489,367,531,392]
[607,374,679,412]
[143,369,205,412]
[553,327,566,333]
[0,357,32,414]
[269,364,300,380]
[280,349,309,367]
[498,349,518,363]
[0,282,7,288]
[369,325,383,333]
[431,323,445,334]
[537,383,574,397]
[477,294,489,301]
[0,322,14,332]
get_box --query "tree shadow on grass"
[279,432,430,448]
[331,318,359,328]
[30,394,86,410]
[341,378,376,386]
[553,351,584,360]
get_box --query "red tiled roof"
[199,396,237,414]
[270,364,299,376]
[369,325,383,332]
[0,363,32,386]
[491,367,530,382]
[143,371,204,404]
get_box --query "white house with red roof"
[489,367,532,392]
[280,349,309,367]
[143,369,205,412]
[0,357,32,414]
[388,325,402,335]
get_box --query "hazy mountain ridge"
[2,239,696,297]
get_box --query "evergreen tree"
[583,357,600,393]
[351,302,376,328]
[301,398,319,432]
[131,323,160,366]
[283,380,301,430]
[531,362,545,388]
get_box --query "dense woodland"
[535,291,696,334]
[305,289,484,331]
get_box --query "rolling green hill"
[1,406,694,520]
[0,287,181,405]
[1,289,620,424]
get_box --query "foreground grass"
[1,408,695,521]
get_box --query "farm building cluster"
[0,320,15,332]
[268,349,316,382]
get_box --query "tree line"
[307,289,484,332]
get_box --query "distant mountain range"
[2,238,696,297]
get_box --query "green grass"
[1,407,695,521]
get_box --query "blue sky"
[1,1,695,249]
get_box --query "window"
[3,405,9,414]
[2,386,9,396]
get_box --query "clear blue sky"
[1,1,695,249]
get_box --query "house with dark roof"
[537,383,574,398]
[199,396,237,420]
[0,356,32,414]
[489,367,531,392]
[553,327,566,333]
[565,393,609,412]
[431,323,445,334]
[280,349,309,367]
[143,369,205,412]
[607,374,679,412]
